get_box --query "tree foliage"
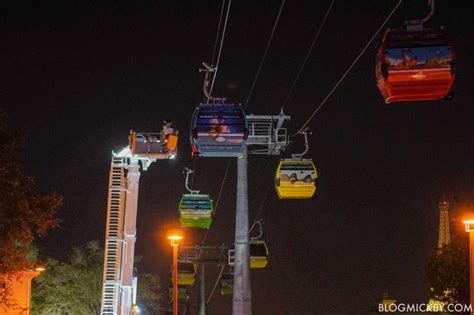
[426,235,469,304]
[136,273,163,314]
[32,241,163,314]
[0,111,62,307]
[32,241,103,314]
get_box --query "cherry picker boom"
[100,129,178,315]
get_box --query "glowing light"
[167,228,183,246]
[463,220,474,232]
[412,72,426,80]
[35,266,46,272]
[167,235,183,241]
[133,305,141,313]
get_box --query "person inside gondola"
[289,173,298,184]
[402,49,417,68]
[208,116,228,142]
[206,114,244,143]
[303,175,313,183]
[395,49,418,69]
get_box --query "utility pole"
[192,66,289,314]
[172,244,179,315]
[199,264,206,315]
[462,219,474,315]
[233,147,251,314]
[229,113,290,315]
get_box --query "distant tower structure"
[438,198,450,249]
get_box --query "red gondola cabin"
[375,28,455,103]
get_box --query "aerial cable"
[195,0,227,191]
[293,0,402,136]
[199,0,232,242]
[203,0,284,242]
[190,158,197,189]
[185,2,230,306]
[249,183,272,233]
[244,0,286,109]
[201,0,227,104]
[201,159,232,244]
[281,0,335,111]
[193,0,229,223]
[206,262,226,305]
[208,0,232,101]
[211,0,227,66]
[248,155,278,233]
[199,159,231,304]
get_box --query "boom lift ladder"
[101,129,177,315]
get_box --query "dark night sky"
[2,0,473,313]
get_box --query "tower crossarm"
[246,113,291,155]
[178,245,228,265]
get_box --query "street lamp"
[463,217,474,315]
[167,229,183,315]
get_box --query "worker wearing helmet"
[163,120,175,136]
[161,120,174,152]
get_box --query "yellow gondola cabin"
[275,159,318,199]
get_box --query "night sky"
[2,0,473,313]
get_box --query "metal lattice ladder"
[101,157,127,314]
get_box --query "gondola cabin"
[168,285,189,301]
[220,274,234,295]
[129,130,178,159]
[250,240,269,269]
[375,28,455,103]
[178,194,214,229]
[165,301,187,315]
[190,103,248,157]
[275,159,318,199]
[172,260,197,286]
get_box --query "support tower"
[438,198,450,249]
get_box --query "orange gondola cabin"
[375,27,455,103]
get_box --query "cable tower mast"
[438,198,450,249]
